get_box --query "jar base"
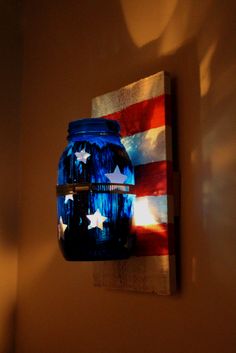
[61,247,133,261]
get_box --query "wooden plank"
[91,71,176,295]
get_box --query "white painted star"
[75,149,91,164]
[105,166,127,184]
[64,194,74,203]
[58,216,67,240]
[86,209,107,230]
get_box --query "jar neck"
[67,118,120,141]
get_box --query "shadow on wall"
[16,0,236,352]
[0,306,17,353]
[0,0,22,352]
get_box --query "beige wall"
[0,1,21,352]
[16,1,236,353]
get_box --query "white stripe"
[134,195,174,225]
[92,71,171,117]
[122,126,172,166]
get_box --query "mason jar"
[56,118,135,261]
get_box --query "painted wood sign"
[92,71,176,295]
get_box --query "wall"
[0,1,21,352]
[16,1,236,353]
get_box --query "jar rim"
[68,118,120,139]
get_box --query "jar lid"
[68,118,120,139]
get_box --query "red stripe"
[134,223,175,256]
[104,94,171,137]
[134,161,173,197]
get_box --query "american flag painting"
[92,71,176,295]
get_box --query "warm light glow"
[200,40,217,96]
[120,0,212,55]
[158,1,213,55]
[134,197,157,226]
[120,0,178,47]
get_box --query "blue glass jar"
[57,118,135,261]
